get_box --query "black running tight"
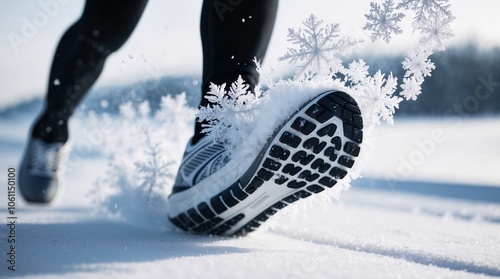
[33,0,278,143]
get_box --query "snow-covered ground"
[1,105,499,278]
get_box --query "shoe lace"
[28,139,63,176]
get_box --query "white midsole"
[167,156,254,217]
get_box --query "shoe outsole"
[168,90,363,236]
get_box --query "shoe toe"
[19,168,58,203]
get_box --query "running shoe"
[168,90,363,236]
[19,138,66,203]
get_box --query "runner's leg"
[32,0,148,143]
[194,0,279,142]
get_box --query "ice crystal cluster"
[197,1,454,198]
[201,0,455,149]
[89,94,196,229]
[364,0,454,100]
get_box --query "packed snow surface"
[1,111,499,279]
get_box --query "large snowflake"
[402,48,435,82]
[343,60,402,126]
[418,14,454,50]
[197,76,262,152]
[364,0,405,43]
[134,130,174,200]
[355,71,402,125]
[278,14,360,78]
[396,0,453,30]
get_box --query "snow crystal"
[364,0,406,43]
[278,14,361,79]
[418,14,455,50]
[197,76,262,155]
[354,71,402,126]
[89,94,195,230]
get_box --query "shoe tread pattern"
[169,91,363,236]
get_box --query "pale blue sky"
[1,0,498,107]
